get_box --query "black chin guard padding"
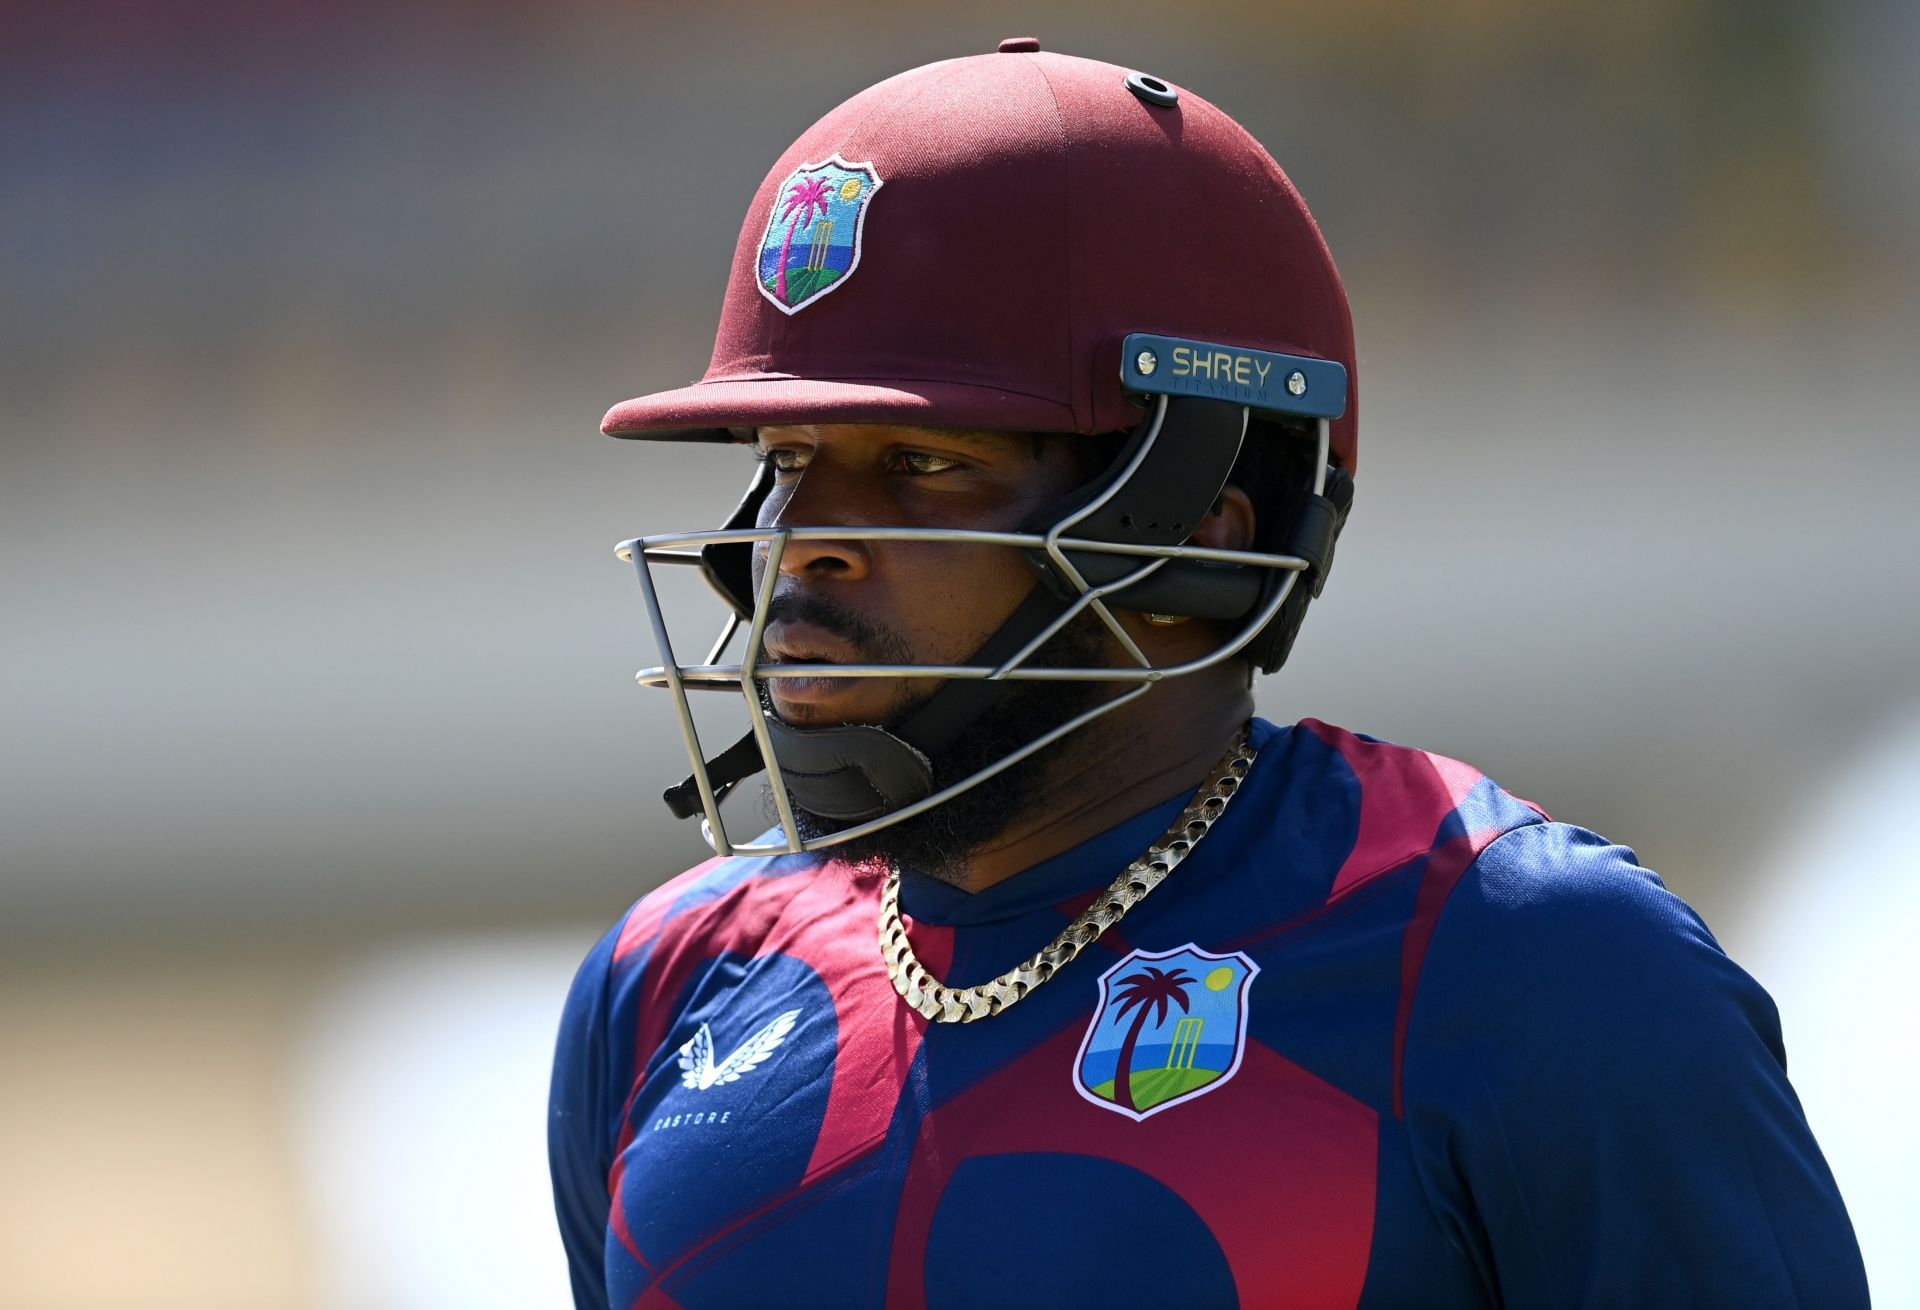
[760,719,935,822]
[1023,397,1257,619]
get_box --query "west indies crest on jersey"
[754,156,883,314]
[1073,945,1259,1121]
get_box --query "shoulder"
[552,846,830,1083]
[605,848,827,972]
[1405,821,1785,1104]
[1257,718,1550,902]
[1394,829,1869,1304]
[555,848,828,1049]
[1430,822,1746,1006]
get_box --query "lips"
[762,621,867,667]
[760,621,895,720]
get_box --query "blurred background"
[4,1,1916,1305]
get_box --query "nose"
[773,529,873,581]
[759,469,875,582]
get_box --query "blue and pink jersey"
[550,718,1865,1307]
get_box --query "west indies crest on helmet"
[753,156,883,315]
[606,39,1358,857]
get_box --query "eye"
[898,450,963,475]
[752,445,810,475]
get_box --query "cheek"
[885,544,1040,660]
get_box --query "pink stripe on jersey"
[603,861,953,1284]
[1302,718,1488,899]
[605,1157,651,1270]
[629,1281,687,1310]
[614,859,951,1198]
[613,855,730,962]
[800,875,954,1183]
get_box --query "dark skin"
[752,422,1258,893]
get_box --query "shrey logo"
[754,155,883,315]
[677,1008,801,1092]
[1073,946,1259,1121]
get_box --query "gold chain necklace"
[878,727,1257,1024]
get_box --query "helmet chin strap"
[660,395,1253,828]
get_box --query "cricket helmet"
[607,39,1358,855]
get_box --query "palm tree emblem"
[772,174,834,304]
[1107,966,1195,1111]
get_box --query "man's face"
[750,422,1090,731]
[746,422,1122,877]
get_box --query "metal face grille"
[614,410,1330,857]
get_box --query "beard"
[760,592,1118,886]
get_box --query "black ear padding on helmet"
[1020,396,1262,620]
[1244,462,1354,674]
[1019,397,1354,673]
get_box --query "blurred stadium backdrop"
[3,1,1916,1305]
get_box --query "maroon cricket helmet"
[602,38,1358,472]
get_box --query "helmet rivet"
[1135,349,1158,376]
[1286,370,1307,396]
[1125,71,1179,108]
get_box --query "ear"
[1189,484,1256,553]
